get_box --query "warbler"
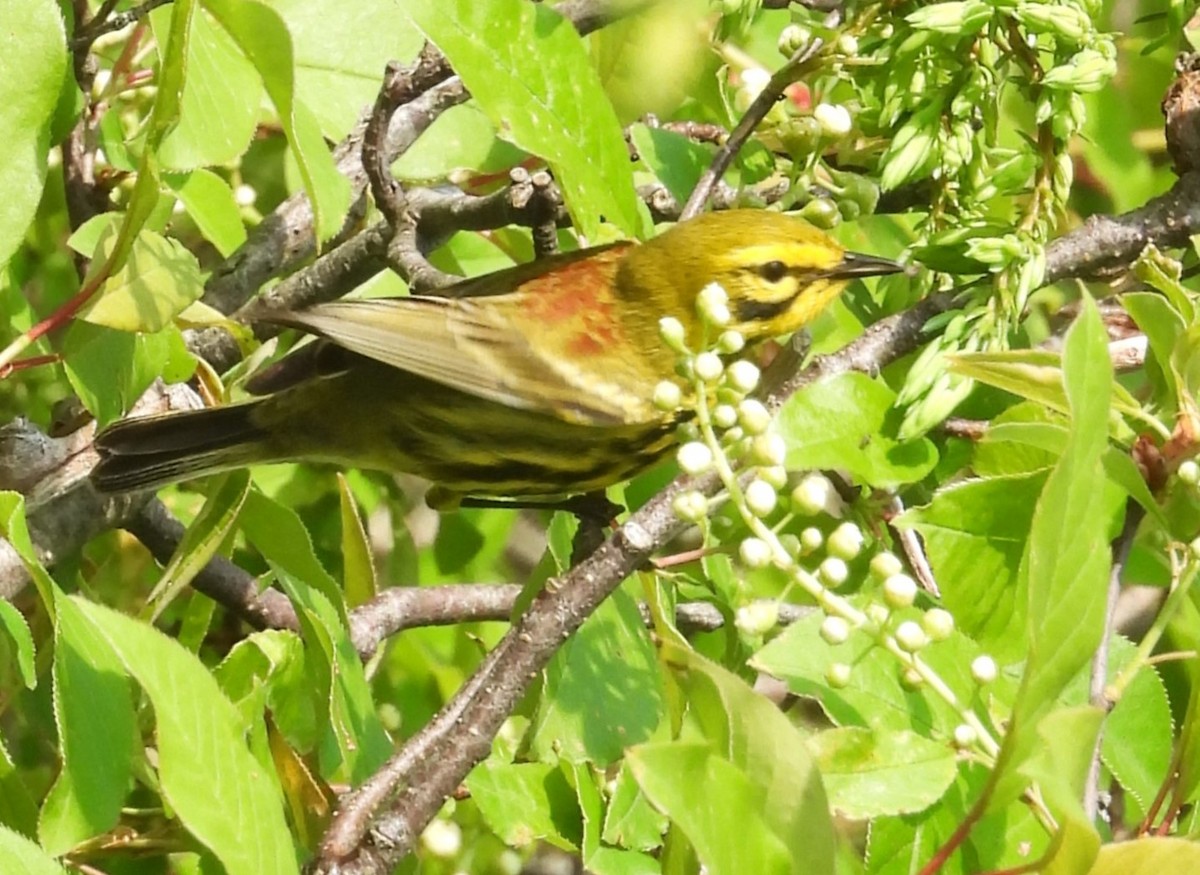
[91,210,902,508]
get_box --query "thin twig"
[1082,499,1146,819]
[70,0,171,50]
[680,39,825,220]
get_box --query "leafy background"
[3,0,1200,873]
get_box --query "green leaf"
[751,610,1008,736]
[165,169,249,258]
[627,743,793,875]
[0,493,56,615]
[150,7,262,169]
[1087,837,1200,874]
[203,0,351,243]
[661,643,836,874]
[530,588,663,765]
[0,739,38,838]
[777,372,938,488]
[0,824,70,875]
[895,473,1043,660]
[630,125,714,204]
[66,598,300,874]
[602,762,668,851]
[271,0,422,140]
[404,0,643,239]
[39,595,137,856]
[79,229,205,332]
[0,595,34,691]
[63,322,171,425]
[337,474,376,608]
[146,470,251,619]
[466,760,582,850]
[808,727,957,819]
[240,492,391,782]
[992,295,1115,810]
[1102,650,1173,811]
[392,103,525,184]
[0,0,67,273]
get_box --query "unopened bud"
[653,380,682,411]
[677,441,714,475]
[725,360,760,394]
[744,479,778,517]
[827,522,864,560]
[820,615,850,645]
[694,352,724,382]
[970,655,998,685]
[739,537,772,569]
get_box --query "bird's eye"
[758,261,788,283]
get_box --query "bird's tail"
[91,403,268,493]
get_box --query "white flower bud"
[922,608,955,641]
[837,34,859,55]
[234,183,258,207]
[826,661,852,688]
[717,330,745,354]
[712,403,738,429]
[870,552,904,580]
[694,351,724,382]
[751,433,787,467]
[883,574,918,609]
[901,667,925,688]
[799,526,823,555]
[819,556,849,587]
[971,655,998,685]
[791,473,837,516]
[1179,459,1200,486]
[813,102,853,137]
[759,465,788,489]
[953,724,978,748]
[725,360,761,394]
[827,522,864,560]
[421,819,462,858]
[653,380,682,411]
[865,603,889,626]
[672,490,709,523]
[744,479,778,517]
[739,537,772,569]
[820,615,850,645]
[735,601,779,635]
[677,441,714,475]
[659,316,687,351]
[697,283,732,326]
[894,621,927,653]
[738,399,772,435]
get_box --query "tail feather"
[92,403,267,493]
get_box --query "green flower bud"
[739,537,772,569]
[905,0,992,35]
[883,573,919,608]
[738,399,772,435]
[820,615,851,645]
[894,620,927,652]
[870,552,903,580]
[673,490,710,523]
[826,661,852,688]
[735,601,779,635]
[922,608,955,641]
[827,522,865,560]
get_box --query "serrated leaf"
[0,0,67,273]
[531,588,661,764]
[807,727,957,819]
[66,598,300,875]
[203,0,351,242]
[778,372,937,488]
[79,230,204,332]
[150,7,262,169]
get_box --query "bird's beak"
[827,251,907,279]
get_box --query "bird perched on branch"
[91,209,903,508]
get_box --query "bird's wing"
[262,247,663,426]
